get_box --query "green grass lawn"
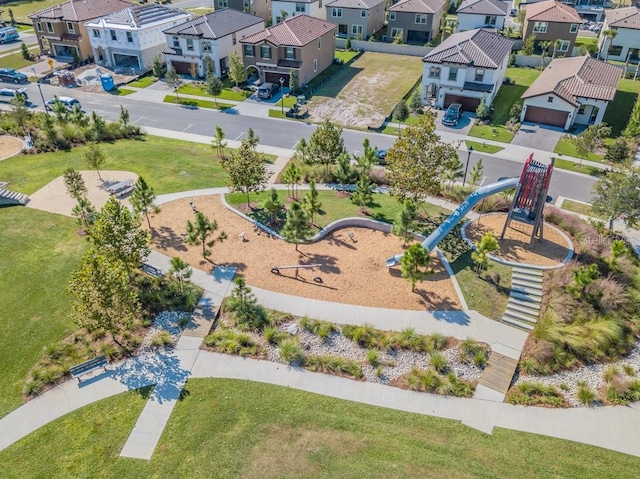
[603,78,640,137]
[268,110,287,119]
[163,95,233,110]
[561,199,604,219]
[127,76,157,88]
[553,138,607,162]
[0,207,87,418]
[275,95,298,108]
[176,82,251,102]
[468,124,515,143]
[0,0,63,22]
[109,87,135,96]
[552,158,606,177]
[465,140,504,154]
[335,50,359,64]
[0,51,36,70]
[1,379,638,478]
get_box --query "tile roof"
[605,6,640,30]
[162,8,263,39]
[422,28,513,68]
[389,0,447,14]
[240,14,336,46]
[85,4,189,29]
[325,0,385,9]
[525,0,581,23]
[30,0,134,21]
[457,0,508,16]
[522,56,622,106]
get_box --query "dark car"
[442,103,463,126]
[0,87,28,103]
[509,8,518,16]
[376,149,388,165]
[257,82,280,99]
[0,68,28,84]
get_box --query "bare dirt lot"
[307,52,424,129]
[150,195,462,311]
[0,136,23,161]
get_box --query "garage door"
[523,106,569,128]
[444,94,481,112]
[171,61,193,75]
[264,72,290,85]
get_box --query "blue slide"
[386,177,520,267]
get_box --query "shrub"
[426,333,448,351]
[299,317,337,341]
[366,349,380,367]
[429,351,448,373]
[508,382,566,407]
[606,377,640,405]
[263,326,288,345]
[458,338,488,364]
[279,338,305,364]
[403,368,474,397]
[576,381,597,406]
[204,329,260,356]
[623,364,636,376]
[150,331,173,348]
[342,323,385,349]
[306,355,363,378]
[395,327,429,352]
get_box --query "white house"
[456,0,507,32]
[85,4,191,74]
[271,0,326,26]
[598,6,640,63]
[420,28,513,111]
[162,8,264,78]
[520,56,621,130]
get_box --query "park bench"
[142,263,164,277]
[69,355,108,382]
[107,179,135,198]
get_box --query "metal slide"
[386,177,520,267]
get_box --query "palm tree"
[604,29,618,62]
[539,41,551,70]
[551,39,561,60]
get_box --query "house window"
[484,15,496,26]
[557,40,570,52]
[203,41,212,52]
[608,45,622,57]
[352,25,363,35]
[173,36,180,47]
[474,68,485,82]
[448,67,458,81]
[578,104,586,115]
[295,3,305,12]
[428,66,440,78]
[390,27,403,38]
[285,46,295,59]
[533,21,548,33]
[36,22,43,32]
[361,9,367,17]
[243,0,249,8]
[244,44,254,57]
[318,37,321,49]
[261,45,271,59]
[313,59,318,72]
[67,22,75,33]
[217,0,228,6]
[547,96,554,103]
[332,8,342,17]
[111,30,117,41]
[92,29,100,38]
[126,32,133,43]
[415,13,427,24]
[186,38,194,51]
[46,22,54,33]
[569,23,578,33]
[389,11,396,21]
[276,16,281,23]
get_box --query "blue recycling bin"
[100,74,115,92]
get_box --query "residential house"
[163,9,264,78]
[456,0,508,32]
[325,0,385,39]
[523,0,581,56]
[570,0,606,22]
[29,0,133,60]
[520,56,621,130]
[598,6,640,63]
[420,28,513,110]
[387,0,447,44]
[214,0,272,22]
[240,14,336,87]
[85,4,190,74]
[271,0,325,25]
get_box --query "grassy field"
[176,81,251,102]
[0,51,37,70]
[0,0,62,22]
[0,207,87,418]
[553,138,608,162]
[561,199,603,219]
[109,87,135,96]
[335,50,360,64]
[307,52,424,128]
[0,137,234,195]
[163,95,233,110]
[603,78,640,137]
[465,140,504,154]
[127,76,157,89]
[2,379,639,478]
[553,158,606,177]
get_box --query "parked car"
[376,149,388,165]
[0,87,29,104]
[0,68,28,84]
[442,103,463,126]
[45,96,82,111]
[257,82,280,99]
[509,8,518,16]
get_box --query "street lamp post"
[32,67,46,109]
[279,77,285,114]
[463,145,473,187]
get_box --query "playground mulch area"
[0,136,23,161]
[465,214,573,267]
[150,195,462,311]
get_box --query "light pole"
[279,77,285,114]
[32,67,46,109]
[463,145,473,187]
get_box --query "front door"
[588,106,599,124]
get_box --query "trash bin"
[100,74,115,92]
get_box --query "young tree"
[68,248,140,347]
[468,158,484,187]
[551,39,562,60]
[592,164,640,231]
[600,29,618,60]
[168,256,193,294]
[8,8,16,26]
[186,212,228,259]
[393,101,409,128]
[282,161,301,199]
[392,200,418,245]
[289,69,298,92]
[476,94,491,121]
[206,74,223,106]
[443,157,464,190]
[222,139,272,207]
[400,244,431,292]
[521,34,536,55]
[9,93,29,131]
[604,138,630,164]
[228,52,246,87]
[564,123,611,165]
[71,196,97,230]
[386,114,459,202]
[63,167,87,201]
[303,179,322,225]
[294,137,310,164]
[281,201,312,251]
[263,188,284,225]
[69,104,88,127]
[333,152,354,191]
[119,105,130,127]
[131,176,160,229]
[516,8,526,25]
[471,232,499,276]
[203,56,214,77]
[90,111,107,139]
[351,173,375,213]
[410,88,423,113]
[354,138,375,177]
[152,55,166,78]
[245,127,259,147]
[165,67,184,100]
[539,40,551,70]
[84,143,107,181]
[20,42,30,61]
[51,98,69,122]
[308,119,346,175]
[211,125,226,160]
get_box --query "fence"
[334,38,432,57]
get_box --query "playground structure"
[271,263,322,276]
[386,155,554,267]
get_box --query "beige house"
[598,7,640,63]
[523,0,581,57]
[325,0,385,39]
[29,0,133,61]
[387,0,447,44]
[240,14,336,88]
[520,56,621,130]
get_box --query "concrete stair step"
[503,310,538,325]
[509,291,542,303]
[506,302,540,318]
[502,316,535,331]
[512,277,543,290]
[508,295,541,309]
[510,286,543,298]
[512,267,543,278]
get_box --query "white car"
[45,96,81,111]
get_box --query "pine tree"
[282,161,301,199]
[165,67,183,100]
[130,176,160,229]
[119,105,130,127]
[354,138,375,177]
[263,188,284,225]
[71,196,97,230]
[206,74,223,106]
[393,101,409,128]
[228,52,246,87]
[308,119,345,175]
[84,143,106,181]
[211,125,226,160]
[245,128,259,147]
[401,244,431,292]
[409,88,422,113]
[186,212,228,259]
[152,55,166,78]
[333,153,353,191]
[303,179,322,225]
[392,200,418,245]
[468,158,484,188]
[471,232,499,276]
[282,201,312,251]
[63,168,87,201]
[351,174,375,213]
[222,139,271,207]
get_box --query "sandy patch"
[465,213,572,267]
[150,195,461,311]
[0,136,23,161]
[27,170,138,217]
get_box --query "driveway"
[433,110,474,136]
[511,122,564,152]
